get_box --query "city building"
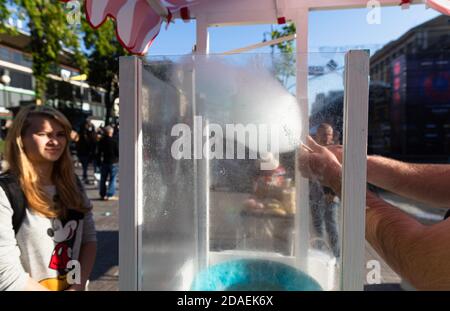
[0,10,112,132]
[370,14,450,162]
[311,14,450,163]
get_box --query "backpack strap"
[0,173,85,234]
[0,172,27,235]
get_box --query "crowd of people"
[71,118,119,201]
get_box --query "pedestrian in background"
[97,125,119,201]
[76,119,97,185]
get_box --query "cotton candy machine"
[119,50,369,291]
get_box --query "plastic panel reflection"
[141,53,346,291]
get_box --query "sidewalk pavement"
[78,167,119,291]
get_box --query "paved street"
[78,167,119,291]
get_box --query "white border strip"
[119,56,143,291]
[294,8,310,271]
[195,19,210,270]
[341,50,369,291]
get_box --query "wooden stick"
[301,142,314,153]
[222,34,296,55]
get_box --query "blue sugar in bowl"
[191,259,322,291]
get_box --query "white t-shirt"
[0,185,97,291]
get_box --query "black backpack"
[0,172,27,235]
[0,172,84,234]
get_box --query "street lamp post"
[0,73,11,107]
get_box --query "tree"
[17,0,86,102]
[268,23,296,91]
[82,16,128,125]
[0,0,11,33]
[0,0,22,35]
[0,1,86,102]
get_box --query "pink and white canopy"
[60,0,201,55]
[84,0,200,55]
[60,0,450,55]
[426,0,450,15]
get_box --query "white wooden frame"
[194,23,210,272]
[341,50,370,291]
[119,56,143,291]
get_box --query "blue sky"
[144,4,442,109]
[147,4,440,56]
[4,1,442,115]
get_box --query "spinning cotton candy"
[175,56,302,154]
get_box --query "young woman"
[0,105,97,291]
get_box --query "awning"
[59,0,450,55]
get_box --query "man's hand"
[298,136,342,194]
[327,144,343,163]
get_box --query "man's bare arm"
[367,155,450,208]
[366,191,450,290]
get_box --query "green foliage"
[0,0,21,35]
[82,14,129,125]
[269,23,296,89]
[0,0,11,33]
[3,0,128,124]
[0,0,86,101]
[18,0,86,101]
[271,23,296,54]
[0,0,127,125]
